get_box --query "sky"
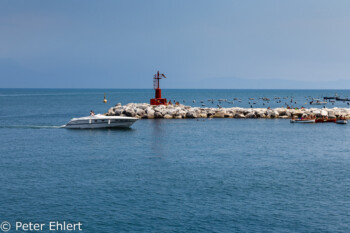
[1,0,350,88]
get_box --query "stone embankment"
[106,103,350,119]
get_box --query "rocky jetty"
[106,103,350,119]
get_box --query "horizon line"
[1,87,350,91]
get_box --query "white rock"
[214,111,225,118]
[136,109,145,116]
[235,113,245,118]
[246,112,256,118]
[186,111,197,118]
[154,112,163,118]
[107,108,114,115]
[163,114,173,119]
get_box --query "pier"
[106,103,350,119]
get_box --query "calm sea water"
[1,89,350,232]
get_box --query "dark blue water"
[1,89,350,232]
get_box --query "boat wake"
[0,92,103,97]
[0,125,65,129]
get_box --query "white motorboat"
[336,119,348,124]
[310,100,327,105]
[290,119,315,123]
[64,114,138,129]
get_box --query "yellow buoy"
[103,93,107,103]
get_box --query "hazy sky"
[1,0,350,88]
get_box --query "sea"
[1,88,350,233]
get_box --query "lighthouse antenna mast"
[153,71,166,89]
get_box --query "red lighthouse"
[150,71,167,105]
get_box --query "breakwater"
[106,103,350,119]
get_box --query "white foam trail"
[0,125,64,129]
[0,92,103,97]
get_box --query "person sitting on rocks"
[90,110,95,116]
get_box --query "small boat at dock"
[336,97,350,101]
[290,119,315,123]
[323,93,338,100]
[336,119,348,124]
[310,100,327,105]
[315,118,336,123]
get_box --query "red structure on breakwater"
[150,71,167,105]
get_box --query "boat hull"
[290,119,315,123]
[336,120,348,124]
[315,119,336,123]
[64,115,138,129]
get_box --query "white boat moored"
[310,101,327,105]
[336,120,348,124]
[290,119,316,123]
[64,114,138,129]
